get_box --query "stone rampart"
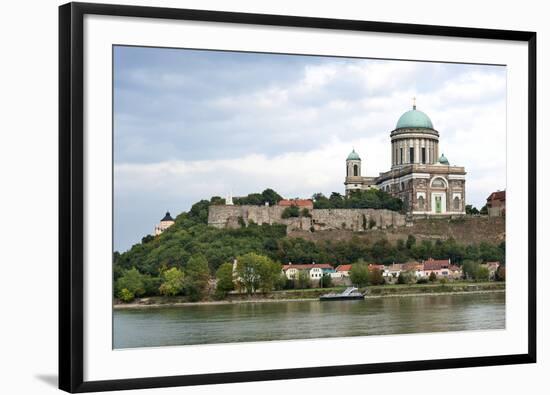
[208,205,407,232]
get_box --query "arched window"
[353,164,358,176]
[431,178,446,188]
[400,182,405,191]
[418,196,425,209]
[453,196,460,209]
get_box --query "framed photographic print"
[59,2,537,393]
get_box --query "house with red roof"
[423,258,462,279]
[402,261,425,278]
[333,264,353,278]
[278,199,314,210]
[384,263,404,279]
[281,263,334,280]
[368,264,385,272]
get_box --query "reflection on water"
[113,292,505,349]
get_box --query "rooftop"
[282,263,333,270]
[160,212,174,222]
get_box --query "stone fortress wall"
[208,205,407,232]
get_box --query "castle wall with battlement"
[208,205,407,232]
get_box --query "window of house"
[422,147,426,164]
[432,178,446,188]
[409,147,414,163]
[400,148,403,164]
[353,164,358,176]
[454,196,460,209]
[418,196,425,209]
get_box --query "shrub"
[282,205,300,218]
[368,218,377,229]
[118,288,135,303]
[416,277,428,284]
[429,272,437,282]
[397,271,413,285]
[301,208,312,218]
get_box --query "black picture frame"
[59,2,537,393]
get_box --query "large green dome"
[395,108,434,130]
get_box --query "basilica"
[344,101,466,215]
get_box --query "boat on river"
[319,287,365,301]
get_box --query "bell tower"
[345,149,363,194]
[346,149,361,176]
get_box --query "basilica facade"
[344,103,466,215]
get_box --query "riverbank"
[114,281,505,309]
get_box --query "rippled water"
[113,292,505,349]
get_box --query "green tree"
[215,262,235,298]
[301,208,312,218]
[350,262,370,287]
[397,271,414,285]
[189,199,211,223]
[184,255,211,301]
[159,267,185,296]
[462,260,479,280]
[406,234,416,249]
[369,268,385,285]
[210,196,226,205]
[474,265,490,282]
[320,273,333,288]
[480,204,488,215]
[462,260,489,281]
[466,204,479,215]
[141,234,154,244]
[261,188,283,206]
[235,253,280,295]
[296,270,311,289]
[329,192,345,208]
[495,265,506,281]
[312,193,332,209]
[116,268,146,298]
[257,257,283,293]
[429,272,437,282]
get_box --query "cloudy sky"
[114,45,506,252]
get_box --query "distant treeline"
[312,190,404,211]
[209,188,403,212]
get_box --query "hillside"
[289,216,505,246]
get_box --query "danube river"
[113,292,505,349]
